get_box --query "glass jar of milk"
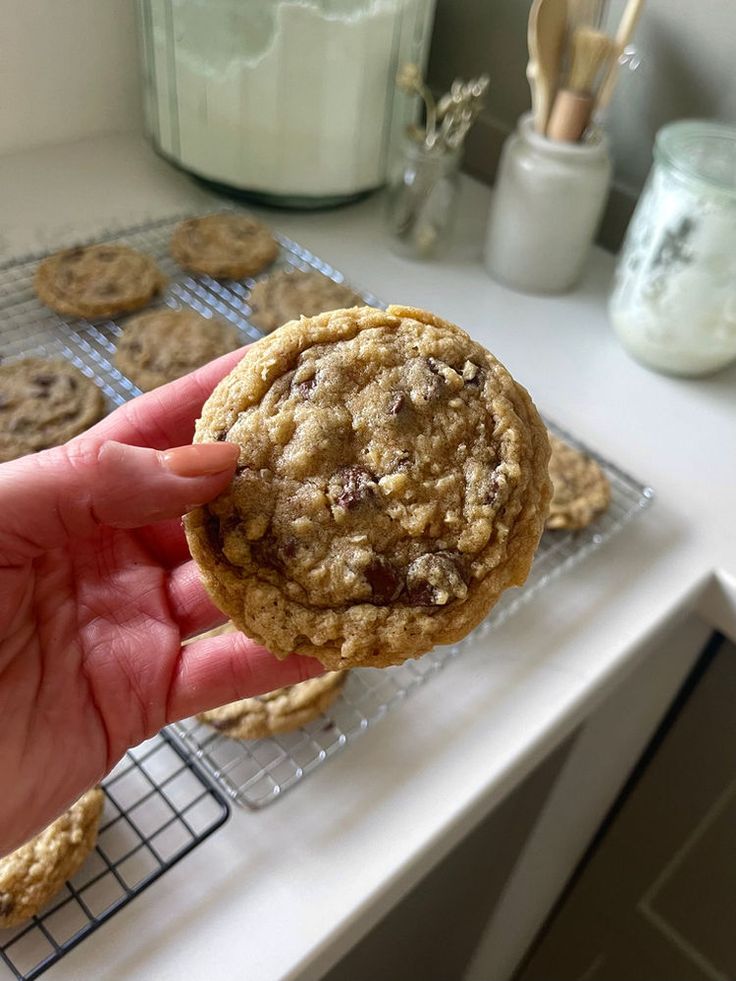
[137,0,436,208]
[610,121,736,376]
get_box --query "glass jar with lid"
[609,120,736,376]
[136,0,437,209]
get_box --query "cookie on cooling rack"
[171,213,279,280]
[0,358,106,463]
[183,305,551,670]
[115,308,242,391]
[0,789,104,928]
[35,244,165,319]
[248,269,363,333]
[188,622,346,740]
[546,435,611,531]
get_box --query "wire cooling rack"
[0,732,229,981]
[0,209,654,814]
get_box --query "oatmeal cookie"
[184,305,551,669]
[0,789,104,928]
[35,244,165,318]
[115,308,242,391]
[171,213,279,280]
[0,358,105,462]
[547,435,611,530]
[249,269,362,333]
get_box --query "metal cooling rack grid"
[0,732,229,981]
[171,417,654,809]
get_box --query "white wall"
[0,0,142,156]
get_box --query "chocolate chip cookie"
[35,244,165,318]
[0,789,104,928]
[0,358,106,462]
[115,308,242,391]
[547,435,611,530]
[184,305,551,670]
[248,269,363,333]
[171,213,279,280]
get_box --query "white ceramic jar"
[484,114,611,293]
[609,120,736,377]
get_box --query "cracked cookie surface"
[0,789,104,928]
[547,436,611,530]
[171,213,279,280]
[35,244,165,318]
[184,306,551,669]
[0,358,105,462]
[249,269,363,333]
[115,308,242,391]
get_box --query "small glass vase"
[386,138,461,260]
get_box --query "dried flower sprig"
[397,63,489,152]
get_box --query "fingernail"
[162,443,239,477]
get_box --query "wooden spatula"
[527,0,569,134]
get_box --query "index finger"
[84,345,250,450]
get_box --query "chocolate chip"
[62,246,85,262]
[296,376,317,399]
[204,510,221,550]
[214,430,228,442]
[405,551,467,607]
[389,391,406,415]
[332,465,376,509]
[426,357,445,375]
[406,581,437,606]
[254,535,297,573]
[365,557,402,604]
[485,473,501,505]
[32,374,55,387]
[69,377,78,390]
[127,341,143,355]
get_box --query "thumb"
[0,439,239,555]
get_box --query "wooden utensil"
[527,0,568,134]
[547,27,613,141]
[595,0,645,113]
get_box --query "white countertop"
[2,134,735,981]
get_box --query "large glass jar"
[136,0,436,209]
[609,121,736,376]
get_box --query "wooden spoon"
[527,0,569,134]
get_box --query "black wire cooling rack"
[0,732,229,981]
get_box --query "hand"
[0,350,323,856]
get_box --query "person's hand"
[0,349,323,856]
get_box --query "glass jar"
[610,121,736,376]
[136,0,437,209]
[386,138,462,259]
[484,113,612,293]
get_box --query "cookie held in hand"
[184,306,551,669]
